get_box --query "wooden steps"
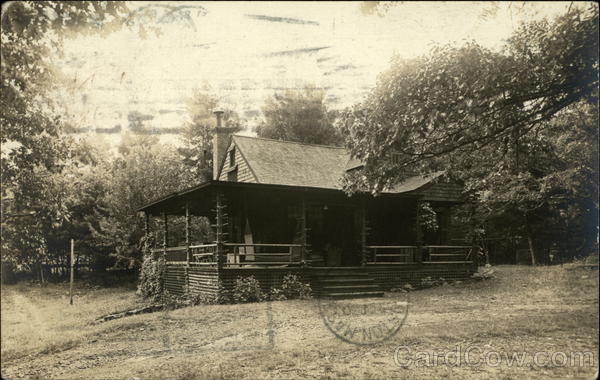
[315,268,384,299]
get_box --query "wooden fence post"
[69,239,74,305]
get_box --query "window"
[229,148,236,167]
[228,168,238,182]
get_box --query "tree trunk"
[38,259,45,286]
[525,213,536,266]
[527,234,536,266]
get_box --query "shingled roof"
[229,135,443,193]
[232,135,350,189]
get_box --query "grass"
[1,265,598,380]
[0,282,142,362]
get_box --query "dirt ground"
[1,265,598,380]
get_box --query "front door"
[307,203,359,266]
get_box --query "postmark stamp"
[317,287,409,345]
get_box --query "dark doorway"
[307,203,359,266]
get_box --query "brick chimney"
[212,109,237,180]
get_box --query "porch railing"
[158,243,303,267]
[367,246,418,263]
[190,244,218,265]
[366,245,472,264]
[223,243,303,266]
[159,243,472,266]
[425,245,472,263]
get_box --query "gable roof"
[387,171,444,193]
[232,135,351,189]
[229,135,447,194]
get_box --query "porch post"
[360,198,368,266]
[470,207,480,270]
[301,195,308,266]
[214,191,226,270]
[415,200,423,263]
[185,202,191,267]
[471,239,480,270]
[162,212,168,261]
[144,212,150,237]
[143,212,154,250]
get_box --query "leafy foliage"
[137,233,164,300]
[419,276,444,288]
[180,280,231,305]
[339,5,598,192]
[1,2,128,274]
[274,274,312,300]
[338,5,599,262]
[178,89,241,181]
[90,139,192,268]
[232,276,266,303]
[418,202,439,232]
[256,86,342,146]
[471,101,599,261]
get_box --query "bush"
[419,276,451,288]
[137,253,164,300]
[187,280,231,305]
[269,287,287,301]
[232,276,266,303]
[137,233,164,300]
[420,276,441,288]
[157,280,233,309]
[160,289,188,309]
[277,273,312,300]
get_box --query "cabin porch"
[139,180,476,298]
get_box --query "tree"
[338,5,598,262]
[90,141,192,268]
[339,5,597,191]
[455,100,599,264]
[1,1,128,276]
[178,89,240,181]
[256,86,342,146]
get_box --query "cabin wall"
[163,264,474,298]
[188,267,220,295]
[220,268,309,294]
[418,182,463,202]
[164,265,311,298]
[218,144,256,183]
[164,265,187,295]
[164,265,219,296]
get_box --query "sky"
[56,1,576,147]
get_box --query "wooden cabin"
[138,111,476,298]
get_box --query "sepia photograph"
[1,1,598,379]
